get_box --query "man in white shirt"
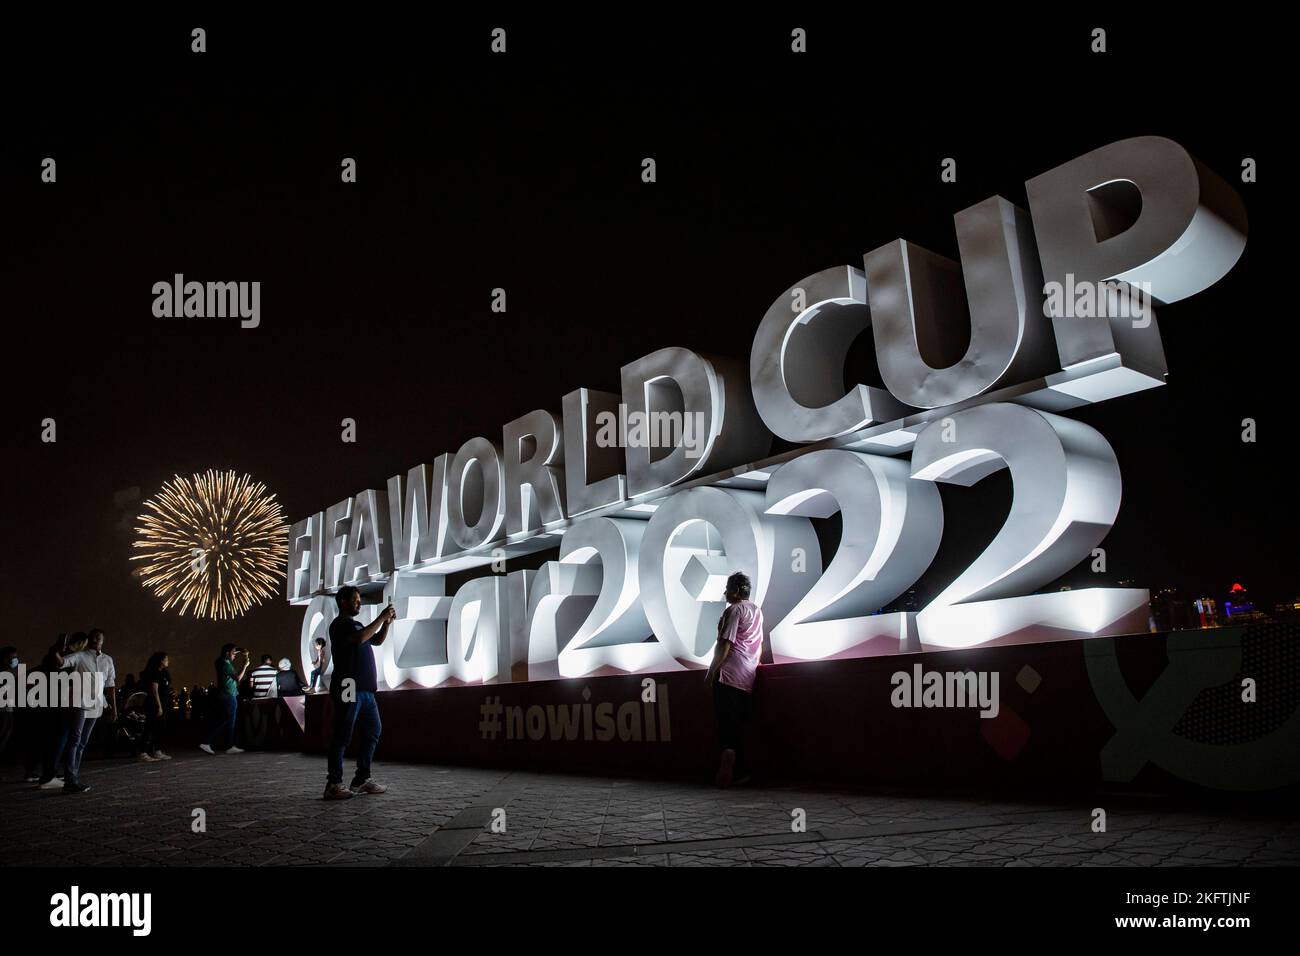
[58,630,114,794]
[64,630,116,792]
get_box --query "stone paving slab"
[1,751,1296,867]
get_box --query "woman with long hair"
[138,651,174,761]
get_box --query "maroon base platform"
[247,623,1300,794]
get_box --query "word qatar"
[287,135,1247,690]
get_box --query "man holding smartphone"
[323,587,395,800]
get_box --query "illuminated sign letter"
[620,348,770,498]
[446,437,507,551]
[343,489,392,585]
[387,461,443,569]
[503,409,567,536]
[866,195,1055,408]
[1025,136,1247,399]
[286,511,323,602]
[750,265,909,441]
[638,487,819,667]
[562,387,627,516]
[321,498,353,590]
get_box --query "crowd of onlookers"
[0,631,322,793]
[3,573,763,801]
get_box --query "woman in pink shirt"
[704,571,764,787]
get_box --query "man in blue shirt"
[324,586,396,800]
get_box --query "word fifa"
[286,136,1247,690]
[50,887,151,936]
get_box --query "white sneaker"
[39,777,64,790]
[198,744,216,755]
[152,752,173,761]
[138,753,157,762]
[224,746,244,754]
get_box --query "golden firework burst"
[132,470,289,620]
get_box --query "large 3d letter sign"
[288,137,1248,689]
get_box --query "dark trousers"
[0,709,13,758]
[204,694,237,750]
[42,708,80,782]
[712,681,752,768]
[327,692,381,786]
[140,711,166,755]
[21,708,46,777]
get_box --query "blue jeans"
[327,691,381,786]
[68,715,97,782]
[205,694,238,750]
[309,667,323,691]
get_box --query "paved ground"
[2,751,1297,867]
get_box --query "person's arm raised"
[356,605,397,644]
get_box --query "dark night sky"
[1,14,1290,689]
